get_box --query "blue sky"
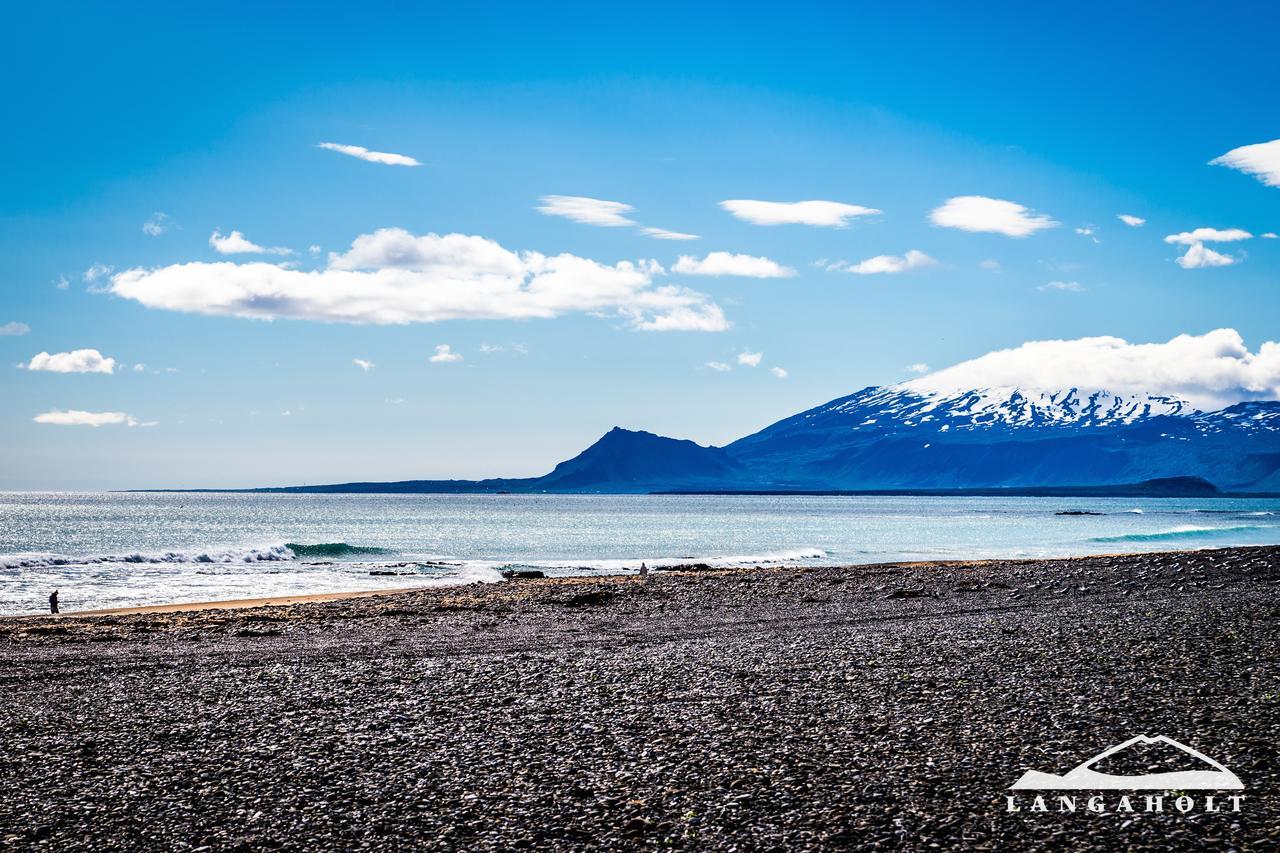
[2,1,1279,488]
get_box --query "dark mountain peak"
[539,427,741,491]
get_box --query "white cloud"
[112,228,727,332]
[979,259,1001,270]
[353,358,375,372]
[84,263,113,282]
[904,328,1280,410]
[840,249,936,275]
[23,349,116,374]
[33,410,148,427]
[309,244,322,254]
[705,361,732,372]
[1074,225,1100,244]
[142,212,170,236]
[737,351,763,367]
[317,142,420,167]
[929,196,1057,237]
[1263,232,1278,239]
[429,344,463,363]
[133,363,146,372]
[1210,139,1280,188]
[719,199,880,228]
[1038,280,1086,292]
[1175,243,1237,269]
[1118,214,1146,227]
[905,363,930,374]
[479,344,504,354]
[209,229,293,256]
[770,366,788,379]
[672,252,796,278]
[1163,227,1252,246]
[536,196,636,227]
[0,321,30,336]
[55,275,70,290]
[641,227,700,241]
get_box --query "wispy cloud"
[1117,214,1146,227]
[142,212,171,236]
[536,195,636,227]
[1163,227,1252,245]
[317,142,421,167]
[905,363,930,374]
[838,249,936,275]
[353,358,375,372]
[23,349,116,374]
[929,196,1057,237]
[770,366,788,379]
[1038,280,1086,292]
[84,263,113,283]
[737,351,762,367]
[705,361,732,372]
[112,228,728,333]
[54,275,70,290]
[429,344,463,363]
[538,196,698,241]
[1210,138,1280,188]
[0,321,30,336]
[673,252,795,278]
[33,410,150,427]
[640,227,700,241]
[979,259,1001,271]
[209,229,293,256]
[719,199,880,227]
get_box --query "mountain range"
[256,383,1280,494]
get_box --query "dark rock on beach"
[1,545,1279,850]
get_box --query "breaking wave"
[1,545,295,570]
[285,542,393,558]
[1091,524,1268,543]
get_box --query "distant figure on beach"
[49,590,59,615]
[639,562,649,577]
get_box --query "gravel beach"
[2,545,1278,851]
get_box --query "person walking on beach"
[49,590,59,615]
[639,562,649,578]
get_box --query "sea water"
[2,491,1278,615]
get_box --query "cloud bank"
[317,142,421,167]
[1211,139,1280,188]
[672,252,795,278]
[23,349,116,374]
[719,199,880,227]
[112,228,728,332]
[904,329,1280,410]
[929,196,1057,237]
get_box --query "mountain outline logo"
[1009,734,1243,790]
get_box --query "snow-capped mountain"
[724,383,1280,491]
[265,383,1280,494]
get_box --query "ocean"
[2,491,1279,616]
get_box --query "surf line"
[1005,793,1244,814]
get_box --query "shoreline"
[2,543,1277,848]
[4,546,1198,620]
